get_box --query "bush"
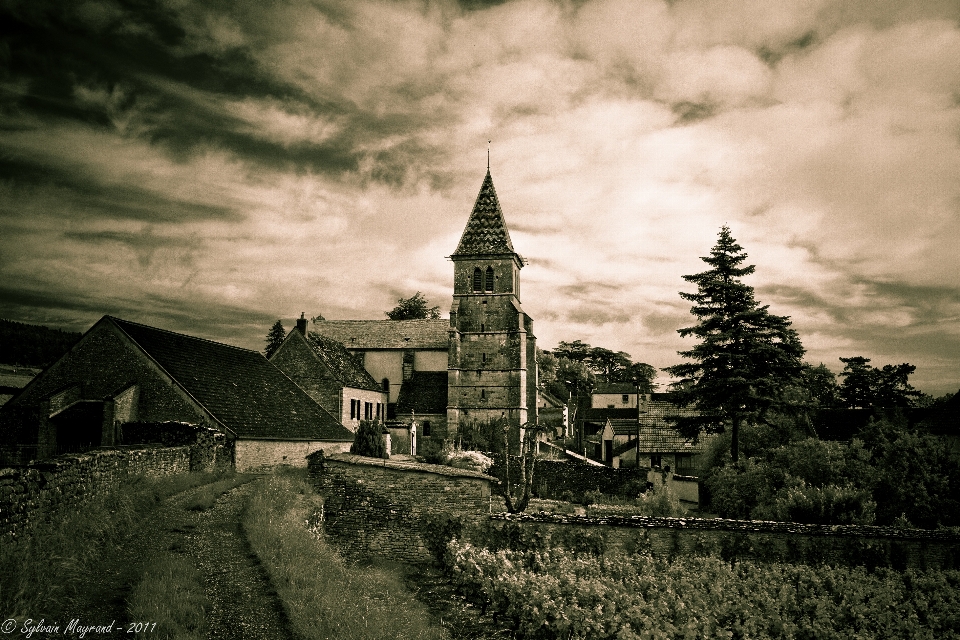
[445,450,494,473]
[350,420,387,459]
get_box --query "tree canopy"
[264,320,286,358]
[838,357,923,409]
[385,292,441,320]
[664,225,806,462]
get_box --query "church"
[284,168,539,440]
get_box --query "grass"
[182,474,253,511]
[0,471,238,620]
[127,556,207,640]
[243,470,449,640]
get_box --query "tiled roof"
[306,333,382,392]
[608,421,705,455]
[396,371,449,414]
[109,317,352,441]
[312,319,449,350]
[593,383,639,395]
[452,170,517,257]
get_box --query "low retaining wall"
[490,512,960,570]
[310,454,960,570]
[309,453,496,561]
[0,446,190,539]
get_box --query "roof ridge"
[107,316,259,355]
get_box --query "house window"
[422,420,432,436]
[364,402,373,420]
[622,394,629,404]
[349,399,357,420]
[382,378,390,394]
[480,323,485,332]
[473,267,482,292]
[480,389,486,401]
[485,267,494,292]
[481,353,486,363]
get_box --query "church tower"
[447,169,537,436]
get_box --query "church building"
[310,168,538,439]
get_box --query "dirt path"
[183,480,294,640]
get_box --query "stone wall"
[236,439,352,472]
[310,454,960,570]
[309,453,495,561]
[488,512,960,571]
[121,421,232,473]
[0,446,190,539]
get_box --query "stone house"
[0,316,354,470]
[394,370,448,437]
[269,316,387,433]
[310,318,449,421]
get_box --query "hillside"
[0,319,82,368]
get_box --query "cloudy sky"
[1,0,959,395]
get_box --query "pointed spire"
[452,169,517,257]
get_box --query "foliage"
[385,291,441,320]
[350,420,388,459]
[800,362,840,408]
[703,414,960,528]
[664,226,806,462]
[444,449,494,473]
[444,540,960,640]
[244,472,445,640]
[0,318,81,368]
[862,414,960,527]
[838,356,924,409]
[263,319,286,358]
[548,340,657,390]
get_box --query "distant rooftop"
[312,319,449,350]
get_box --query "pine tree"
[264,320,286,358]
[664,226,805,462]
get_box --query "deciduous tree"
[664,225,806,462]
[385,292,441,320]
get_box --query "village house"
[269,315,387,433]
[0,316,354,470]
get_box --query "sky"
[1,0,959,395]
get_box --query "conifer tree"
[665,226,805,462]
[264,320,286,358]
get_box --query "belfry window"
[485,267,494,292]
[473,268,482,292]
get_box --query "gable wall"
[270,336,342,415]
[0,322,211,461]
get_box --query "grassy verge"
[243,471,448,640]
[0,471,236,619]
[126,556,207,640]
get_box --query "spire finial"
[487,140,491,171]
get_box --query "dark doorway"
[51,401,104,455]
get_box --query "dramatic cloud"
[1,0,958,394]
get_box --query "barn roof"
[109,317,352,441]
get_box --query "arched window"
[473,267,482,292]
[485,267,494,292]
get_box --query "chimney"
[296,312,307,335]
